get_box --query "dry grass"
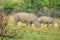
[2,14,60,40]
[8,14,59,28]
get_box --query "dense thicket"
[0,0,60,17]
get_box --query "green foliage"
[2,0,13,13]
[40,6,49,13]
[0,25,60,40]
[0,0,60,16]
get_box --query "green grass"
[0,24,60,40]
[0,18,60,40]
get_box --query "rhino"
[14,13,38,27]
[34,16,56,27]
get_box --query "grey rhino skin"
[14,13,38,27]
[35,16,56,27]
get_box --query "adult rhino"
[14,13,38,27]
[34,16,56,27]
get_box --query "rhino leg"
[51,20,55,28]
[51,22,54,28]
[14,20,18,27]
[47,23,50,27]
[14,17,19,27]
[30,22,33,27]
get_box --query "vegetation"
[0,15,59,40]
[0,19,60,40]
[0,0,60,13]
[0,0,59,17]
[0,0,60,40]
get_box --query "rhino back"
[38,16,53,23]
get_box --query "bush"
[3,0,14,14]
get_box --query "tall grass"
[1,24,60,40]
[0,15,60,40]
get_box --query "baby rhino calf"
[35,16,56,27]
